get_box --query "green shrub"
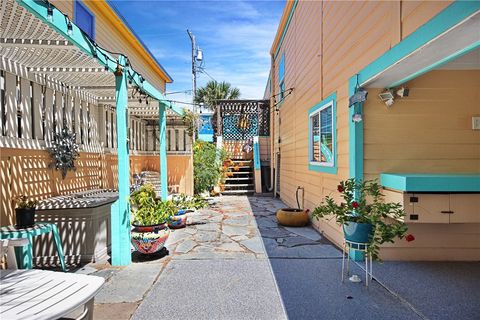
[172,194,208,210]
[193,141,228,194]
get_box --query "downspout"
[268,53,275,193]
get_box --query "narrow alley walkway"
[129,196,419,320]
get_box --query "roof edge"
[86,0,173,84]
[270,0,296,58]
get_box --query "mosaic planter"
[132,222,168,233]
[168,209,192,229]
[131,228,170,254]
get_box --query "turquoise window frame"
[74,0,96,40]
[308,92,337,174]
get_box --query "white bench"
[0,269,104,320]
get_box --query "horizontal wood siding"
[364,70,480,178]
[271,1,455,255]
[363,70,480,261]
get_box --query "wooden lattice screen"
[217,100,269,140]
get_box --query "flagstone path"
[90,196,422,320]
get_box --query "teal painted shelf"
[380,173,480,192]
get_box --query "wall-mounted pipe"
[296,186,304,210]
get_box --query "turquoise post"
[159,102,168,200]
[112,55,131,266]
[348,77,365,262]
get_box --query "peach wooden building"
[0,0,193,265]
[266,0,480,260]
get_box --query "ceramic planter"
[132,222,168,233]
[343,222,374,244]
[131,228,170,254]
[276,208,309,227]
[15,208,35,228]
[168,210,189,229]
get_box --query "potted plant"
[130,184,171,232]
[312,179,409,260]
[14,195,39,228]
[169,194,208,228]
[130,184,176,254]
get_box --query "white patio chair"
[1,240,105,320]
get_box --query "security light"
[396,87,409,97]
[378,90,394,101]
[379,89,395,107]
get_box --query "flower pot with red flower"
[312,179,409,260]
[14,195,39,228]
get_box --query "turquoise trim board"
[253,136,261,170]
[17,0,183,116]
[354,1,480,86]
[159,102,168,200]
[348,77,364,180]
[274,0,299,59]
[308,92,338,174]
[380,173,480,193]
[112,55,131,266]
[348,1,480,183]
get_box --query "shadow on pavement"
[246,196,480,320]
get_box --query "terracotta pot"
[276,208,309,227]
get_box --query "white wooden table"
[0,269,104,320]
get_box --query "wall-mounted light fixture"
[65,15,73,36]
[379,89,395,107]
[352,113,363,122]
[396,86,409,98]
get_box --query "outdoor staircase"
[222,160,255,195]
[140,171,162,197]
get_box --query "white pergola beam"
[0,38,73,49]
[28,67,106,73]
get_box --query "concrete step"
[225,177,252,181]
[224,184,254,188]
[229,171,252,175]
[222,189,255,195]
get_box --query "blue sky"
[112,0,285,106]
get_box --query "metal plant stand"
[342,240,373,287]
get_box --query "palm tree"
[194,80,240,110]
